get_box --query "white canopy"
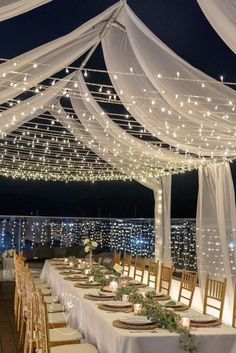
[197,0,236,54]
[0,0,52,22]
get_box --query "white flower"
[92,241,98,248]
[83,239,90,245]
[84,246,90,253]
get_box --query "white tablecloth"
[41,261,236,353]
[2,258,14,281]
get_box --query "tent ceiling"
[0,1,235,182]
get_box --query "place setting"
[163,300,189,312]
[64,274,88,281]
[98,300,133,313]
[113,315,159,331]
[84,291,116,301]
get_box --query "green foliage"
[144,290,156,299]
[143,300,197,353]
[114,286,138,301]
[89,267,110,287]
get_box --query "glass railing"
[0,216,196,271]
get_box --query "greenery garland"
[81,264,197,353]
[114,288,197,353]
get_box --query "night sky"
[0,0,235,218]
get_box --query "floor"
[0,282,19,353]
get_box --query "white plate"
[103,301,132,307]
[190,315,216,322]
[119,315,153,325]
[98,291,115,297]
[165,301,183,307]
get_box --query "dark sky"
[0,0,235,218]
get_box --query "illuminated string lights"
[0,216,197,269]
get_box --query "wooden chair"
[232,284,236,328]
[123,254,132,277]
[36,291,99,353]
[178,270,197,308]
[133,256,146,282]
[113,251,121,265]
[159,264,173,295]
[203,274,227,320]
[147,259,159,289]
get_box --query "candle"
[109,280,118,293]
[88,276,94,283]
[64,258,68,263]
[122,294,129,302]
[181,317,190,329]
[84,269,90,275]
[69,261,74,268]
[133,303,142,315]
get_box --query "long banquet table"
[41,260,236,353]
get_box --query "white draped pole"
[196,162,236,323]
[139,177,172,264]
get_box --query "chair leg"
[19,318,26,348]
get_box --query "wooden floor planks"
[0,282,20,353]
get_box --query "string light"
[0,216,197,268]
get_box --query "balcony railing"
[0,216,196,271]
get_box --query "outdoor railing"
[0,216,196,271]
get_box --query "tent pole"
[76,1,125,77]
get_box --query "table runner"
[41,261,236,353]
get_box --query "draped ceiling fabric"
[0,1,121,104]
[1,1,236,265]
[0,71,76,134]
[0,0,52,22]
[102,4,236,158]
[197,162,236,323]
[56,74,173,261]
[197,0,236,54]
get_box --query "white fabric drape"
[139,177,172,264]
[52,74,173,263]
[0,2,121,104]
[197,0,236,54]
[0,0,52,22]
[0,71,76,134]
[102,4,236,158]
[197,162,236,323]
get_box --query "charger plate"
[190,315,221,327]
[113,319,159,330]
[64,275,88,281]
[98,304,132,313]
[84,293,115,301]
[74,282,101,289]
[154,295,171,301]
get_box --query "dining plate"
[102,301,132,308]
[98,291,115,297]
[190,315,216,322]
[165,301,184,308]
[119,315,153,325]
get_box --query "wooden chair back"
[147,259,159,289]
[159,264,173,295]
[134,256,146,282]
[203,274,227,320]
[123,254,132,277]
[35,289,50,353]
[178,270,197,307]
[113,251,121,265]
